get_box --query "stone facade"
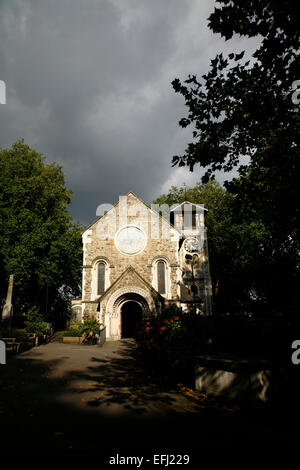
[72,192,212,340]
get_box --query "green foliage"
[63,319,83,337]
[136,307,186,371]
[63,315,102,342]
[170,1,300,316]
[0,325,28,341]
[24,307,47,336]
[172,0,299,188]
[136,310,300,383]
[63,329,82,337]
[81,315,102,343]
[0,140,83,328]
[68,319,84,335]
[154,181,267,315]
[10,329,29,342]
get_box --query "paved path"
[0,340,297,451]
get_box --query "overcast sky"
[0,0,259,226]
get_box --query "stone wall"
[195,355,272,404]
[82,193,180,319]
[79,192,213,334]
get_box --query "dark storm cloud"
[0,0,260,225]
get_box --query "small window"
[72,306,81,321]
[181,204,197,229]
[192,206,197,228]
[157,261,166,294]
[97,262,105,295]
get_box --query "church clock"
[115,226,146,255]
[184,237,200,253]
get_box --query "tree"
[171,0,300,316]
[153,181,267,315]
[0,140,82,328]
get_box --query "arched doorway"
[121,301,143,338]
[106,288,152,340]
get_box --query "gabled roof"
[99,265,163,302]
[82,190,178,234]
[170,201,208,212]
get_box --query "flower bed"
[63,315,102,345]
[135,309,300,387]
[63,329,82,337]
[135,307,192,382]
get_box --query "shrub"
[81,315,101,343]
[63,319,83,337]
[0,326,28,341]
[136,311,300,383]
[24,307,47,336]
[68,319,84,336]
[63,315,102,342]
[135,308,191,381]
[12,329,29,342]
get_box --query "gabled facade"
[73,192,212,340]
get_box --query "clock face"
[184,237,200,253]
[115,226,146,255]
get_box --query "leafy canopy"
[170,1,300,316]
[0,140,82,328]
[153,181,267,315]
[171,0,300,246]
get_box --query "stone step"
[49,331,64,343]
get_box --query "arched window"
[97,262,106,295]
[72,305,82,321]
[157,261,166,294]
[192,206,197,228]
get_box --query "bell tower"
[171,202,212,315]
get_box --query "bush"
[135,307,190,380]
[0,326,28,341]
[63,315,102,343]
[81,315,102,343]
[24,307,47,336]
[67,319,83,336]
[135,310,300,383]
[12,329,29,342]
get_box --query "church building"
[72,192,212,340]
